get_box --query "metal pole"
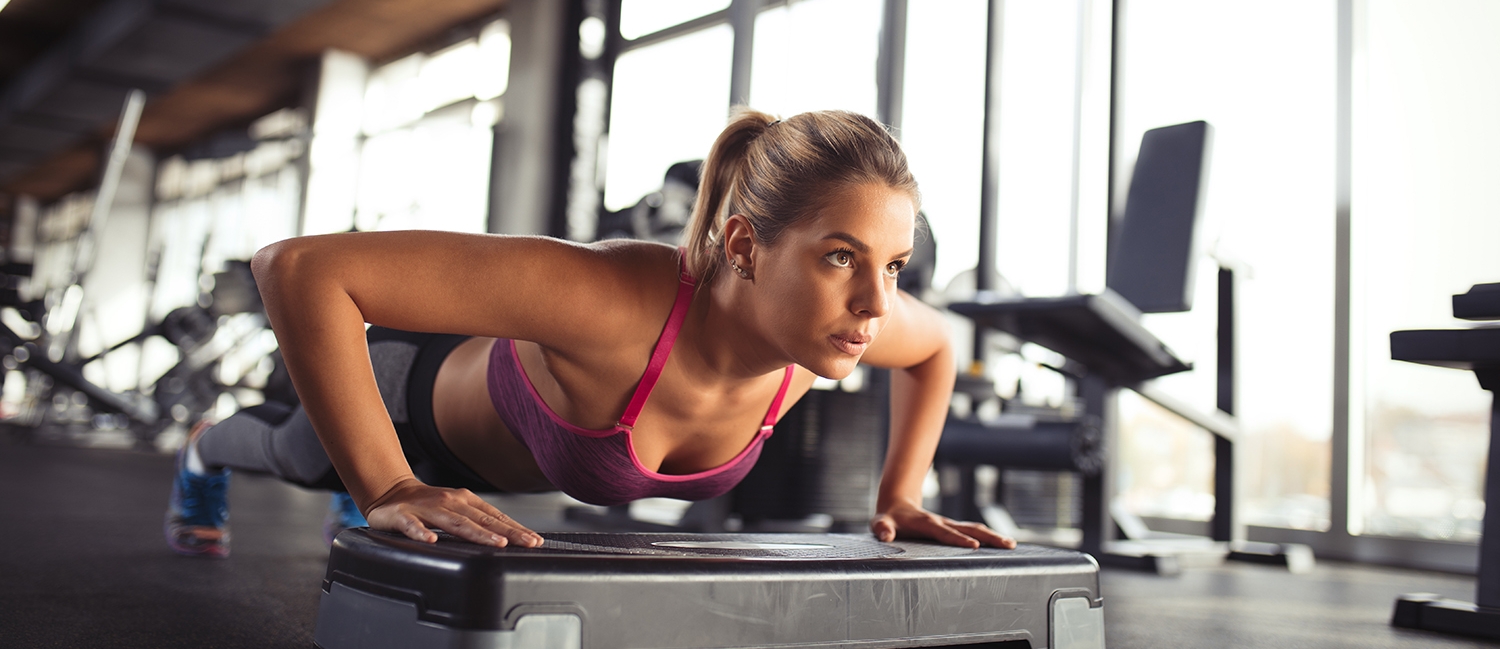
[729,0,758,108]
[1066,0,1088,295]
[74,89,146,282]
[974,0,1005,362]
[60,88,145,361]
[876,0,908,132]
[1079,374,1114,556]
[1330,0,1355,540]
[1106,0,1122,260]
[1213,266,1237,542]
[1481,385,1500,608]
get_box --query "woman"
[164,108,1015,556]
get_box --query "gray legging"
[194,327,497,492]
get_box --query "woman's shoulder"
[564,238,687,328]
[584,239,684,293]
[587,238,681,269]
[509,239,684,365]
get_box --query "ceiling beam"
[3,0,509,200]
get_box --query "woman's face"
[752,182,916,379]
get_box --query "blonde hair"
[684,107,920,285]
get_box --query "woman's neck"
[675,277,790,386]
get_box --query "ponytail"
[685,107,778,285]
[683,106,919,286]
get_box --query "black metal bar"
[622,0,790,54]
[1480,384,1499,608]
[1078,374,1111,557]
[78,325,157,365]
[1216,268,1235,415]
[605,0,624,68]
[0,322,157,425]
[937,418,1102,474]
[547,0,587,239]
[937,465,985,526]
[598,0,623,167]
[1213,266,1235,542]
[619,9,729,52]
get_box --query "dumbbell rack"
[1389,282,1500,641]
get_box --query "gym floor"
[1,437,1493,649]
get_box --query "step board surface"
[316,530,1105,649]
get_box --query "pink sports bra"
[485,252,795,506]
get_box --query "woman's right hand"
[362,477,543,548]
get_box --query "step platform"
[315,529,1106,649]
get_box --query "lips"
[829,331,873,356]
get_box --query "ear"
[722,214,757,271]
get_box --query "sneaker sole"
[164,518,231,558]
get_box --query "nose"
[851,267,892,319]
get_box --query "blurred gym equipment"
[943,121,1310,575]
[1388,282,1500,641]
[596,160,702,244]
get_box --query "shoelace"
[331,493,367,527]
[177,471,229,527]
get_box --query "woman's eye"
[886,262,904,278]
[828,251,853,267]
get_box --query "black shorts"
[366,326,499,493]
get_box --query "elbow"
[251,238,309,303]
[933,314,954,347]
[918,317,956,381]
[923,309,955,365]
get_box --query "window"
[900,0,986,292]
[1115,0,1336,527]
[305,20,511,236]
[1352,0,1499,542]
[750,0,881,118]
[603,24,733,212]
[620,0,729,40]
[354,22,511,234]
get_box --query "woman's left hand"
[870,503,1016,549]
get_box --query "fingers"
[923,518,981,549]
[872,510,977,548]
[391,511,438,544]
[451,501,542,548]
[367,486,543,548]
[950,520,1016,549]
[872,508,1017,550]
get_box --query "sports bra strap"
[616,251,697,430]
[616,249,795,435]
[760,365,796,432]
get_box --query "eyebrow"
[824,232,914,260]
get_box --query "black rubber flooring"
[0,438,1494,648]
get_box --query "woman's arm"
[860,291,1015,549]
[253,232,673,547]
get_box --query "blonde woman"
[165,108,1014,556]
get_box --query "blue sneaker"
[323,492,367,545]
[165,421,231,558]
